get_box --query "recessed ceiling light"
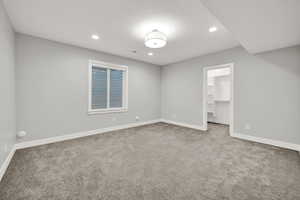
[209,26,217,33]
[148,52,153,56]
[91,34,99,40]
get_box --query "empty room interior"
[1,0,300,199]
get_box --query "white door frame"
[202,63,234,135]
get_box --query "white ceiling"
[199,0,300,54]
[3,0,239,65]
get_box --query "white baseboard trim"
[4,120,299,182]
[160,119,207,131]
[15,119,161,150]
[0,147,16,182]
[231,133,300,152]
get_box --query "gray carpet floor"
[0,123,300,200]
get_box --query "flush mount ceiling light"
[91,34,99,40]
[145,29,167,48]
[209,26,217,33]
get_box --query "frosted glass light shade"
[145,30,167,48]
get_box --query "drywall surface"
[161,46,300,144]
[0,1,15,166]
[16,34,161,142]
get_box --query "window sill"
[88,108,128,115]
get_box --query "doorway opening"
[203,63,234,135]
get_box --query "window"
[88,60,128,114]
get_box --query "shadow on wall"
[256,45,300,77]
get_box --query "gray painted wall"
[14,33,300,146]
[16,34,161,142]
[161,46,300,144]
[0,1,15,166]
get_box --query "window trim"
[88,60,128,115]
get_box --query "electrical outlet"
[135,116,140,121]
[244,123,251,130]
